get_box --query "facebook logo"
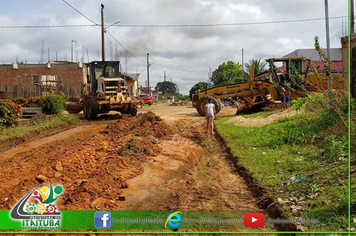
[94,211,112,229]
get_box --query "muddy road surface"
[0,104,275,233]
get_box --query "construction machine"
[69,61,140,119]
[192,57,344,116]
[192,65,277,116]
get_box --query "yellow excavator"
[192,57,344,116]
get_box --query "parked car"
[139,94,153,105]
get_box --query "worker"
[285,90,291,108]
[280,85,287,109]
[205,99,217,134]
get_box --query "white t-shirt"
[205,103,215,117]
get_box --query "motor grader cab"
[264,57,344,100]
[82,61,140,119]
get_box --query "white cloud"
[0,0,348,94]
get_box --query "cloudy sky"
[0,0,349,94]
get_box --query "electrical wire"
[112,16,347,28]
[0,24,96,28]
[62,0,98,25]
[106,30,146,63]
[0,15,348,29]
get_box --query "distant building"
[283,48,342,61]
[0,62,83,99]
[283,47,346,91]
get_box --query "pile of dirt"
[226,109,297,127]
[105,112,173,139]
[104,116,137,137]
[118,137,160,161]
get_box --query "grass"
[0,114,78,144]
[215,111,348,231]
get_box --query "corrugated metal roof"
[283,48,342,61]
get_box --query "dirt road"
[0,104,275,232]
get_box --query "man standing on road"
[205,99,216,134]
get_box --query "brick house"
[0,62,83,98]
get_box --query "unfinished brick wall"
[0,63,82,98]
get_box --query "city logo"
[10,184,63,230]
[165,211,182,229]
[94,211,112,229]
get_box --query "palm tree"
[245,58,267,76]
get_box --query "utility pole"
[242,48,244,80]
[147,53,150,90]
[324,0,331,87]
[164,71,166,81]
[352,0,355,34]
[48,47,50,62]
[56,51,58,61]
[101,3,105,62]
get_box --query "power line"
[0,24,96,29]
[112,16,347,28]
[150,66,163,77]
[0,15,348,29]
[106,30,146,63]
[62,0,98,25]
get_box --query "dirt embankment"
[0,112,178,210]
[225,109,297,127]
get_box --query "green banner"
[0,210,262,230]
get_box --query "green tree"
[189,82,212,99]
[211,60,243,86]
[245,58,267,76]
[155,81,177,95]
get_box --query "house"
[0,62,83,98]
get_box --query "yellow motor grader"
[66,61,141,119]
[192,57,344,116]
[82,61,141,119]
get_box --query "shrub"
[39,91,67,115]
[0,100,22,127]
[320,135,347,163]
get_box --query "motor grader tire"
[87,96,98,120]
[129,103,138,116]
[196,96,221,116]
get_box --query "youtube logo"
[244,213,264,227]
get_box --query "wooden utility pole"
[101,4,105,62]
[147,53,150,90]
[352,0,355,34]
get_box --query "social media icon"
[165,211,182,229]
[244,213,264,227]
[94,211,112,229]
